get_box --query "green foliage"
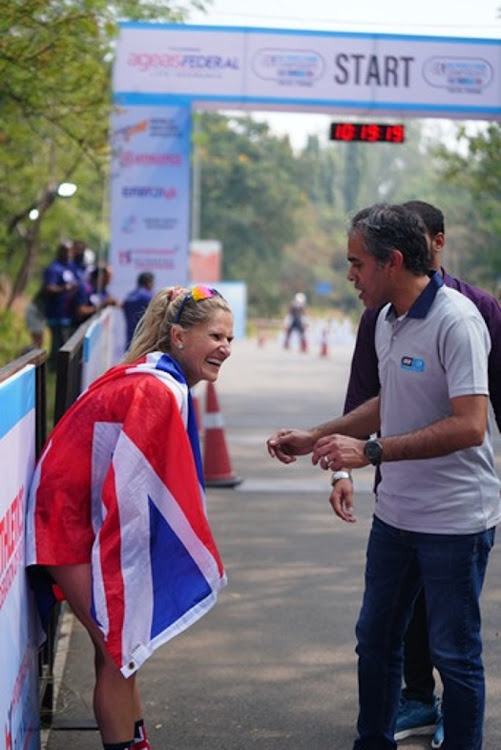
[0,0,206,305]
[1,4,498,318]
[434,123,501,291]
[0,309,31,365]
[195,111,501,319]
[196,113,307,315]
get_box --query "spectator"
[284,292,308,350]
[122,272,155,350]
[70,239,95,280]
[42,242,78,368]
[73,263,118,326]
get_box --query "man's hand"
[329,478,356,522]
[312,434,369,471]
[266,428,315,464]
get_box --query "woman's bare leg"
[46,564,140,744]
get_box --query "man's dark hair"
[349,203,429,276]
[402,200,445,237]
[137,271,154,287]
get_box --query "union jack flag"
[26,353,226,676]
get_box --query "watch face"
[365,440,382,464]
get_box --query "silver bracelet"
[330,470,353,486]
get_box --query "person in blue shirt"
[122,272,155,351]
[73,263,118,326]
[70,239,94,281]
[42,241,78,368]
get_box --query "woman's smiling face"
[173,309,234,387]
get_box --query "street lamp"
[27,182,78,222]
[57,182,77,198]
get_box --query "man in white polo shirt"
[267,203,500,750]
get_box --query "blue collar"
[389,270,444,320]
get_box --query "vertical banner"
[0,366,41,750]
[109,101,191,303]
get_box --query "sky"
[186,0,500,149]
[188,0,499,37]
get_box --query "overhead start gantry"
[109,22,501,298]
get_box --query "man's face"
[346,230,392,309]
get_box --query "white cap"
[83,248,96,267]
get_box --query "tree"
[0,0,206,308]
[435,123,501,291]
[196,112,307,315]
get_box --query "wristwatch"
[330,470,353,486]
[363,439,383,466]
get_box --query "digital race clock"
[329,122,405,143]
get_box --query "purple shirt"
[344,269,501,432]
[43,260,78,325]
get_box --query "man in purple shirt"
[343,201,501,748]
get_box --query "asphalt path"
[44,331,501,750]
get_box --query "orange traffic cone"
[202,382,243,487]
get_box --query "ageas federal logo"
[400,356,426,373]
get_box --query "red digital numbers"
[360,124,381,141]
[332,123,356,141]
[329,122,405,143]
[384,125,405,143]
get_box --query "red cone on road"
[202,381,243,487]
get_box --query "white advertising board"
[0,366,41,750]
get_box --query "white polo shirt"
[374,272,501,534]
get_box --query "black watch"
[364,439,383,466]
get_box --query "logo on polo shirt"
[400,356,426,372]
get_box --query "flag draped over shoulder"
[26,352,226,677]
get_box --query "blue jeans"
[353,516,495,750]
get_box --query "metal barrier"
[53,318,94,425]
[34,320,95,728]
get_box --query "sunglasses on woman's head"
[174,285,222,324]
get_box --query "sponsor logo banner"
[113,24,501,116]
[109,103,191,309]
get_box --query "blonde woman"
[26,285,233,750]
